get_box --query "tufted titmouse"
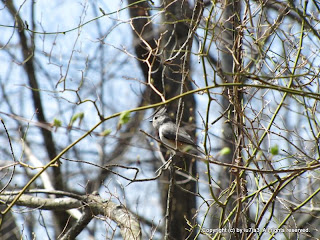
[150,108,205,156]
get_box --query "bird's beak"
[149,119,153,122]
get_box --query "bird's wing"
[161,123,197,146]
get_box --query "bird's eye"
[154,116,158,120]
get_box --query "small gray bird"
[151,109,205,156]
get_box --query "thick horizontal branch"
[0,192,141,240]
[0,194,80,210]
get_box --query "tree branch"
[0,192,141,240]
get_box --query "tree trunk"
[128,0,203,238]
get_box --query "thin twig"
[164,165,175,240]
[0,118,16,194]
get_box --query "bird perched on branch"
[150,107,205,156]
